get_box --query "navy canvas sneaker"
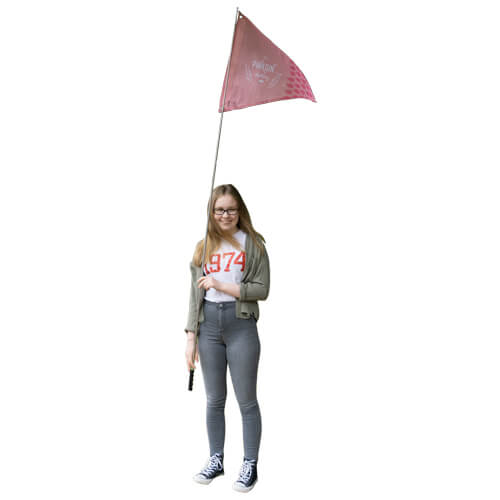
[232,457,258,492]
[193,452,224,484]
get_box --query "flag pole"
[189,6,241,391]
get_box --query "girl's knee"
[207,395,227,409]
[238,399,259,413]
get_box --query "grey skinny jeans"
[198,299,262,462]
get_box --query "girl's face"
[213,194,239,235]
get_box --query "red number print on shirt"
[206,253,221,273]
[223,252,235,271]
[234,251,246,271]
[204,251,245,274]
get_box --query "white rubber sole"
[193,472,224,485]
[232,478,258,492]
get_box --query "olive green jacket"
[184,234,270,334]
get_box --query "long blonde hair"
[192,184,266,267]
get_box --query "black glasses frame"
[214,208,238,216]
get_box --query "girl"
[184,184,270,493]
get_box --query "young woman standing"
[184,184,270,493]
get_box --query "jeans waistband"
[203,299,236,309]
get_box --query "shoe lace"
[237,460,254,482]
[202,454,223,474]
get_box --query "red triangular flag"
[219,13,316,112]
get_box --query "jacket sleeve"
[239,245,270,301]
[184,262,205,334]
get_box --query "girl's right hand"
[185,332,199,371]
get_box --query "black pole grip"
[188,368,194,391]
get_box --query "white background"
[1,0,499,498]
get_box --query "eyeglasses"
[214,208,238,216]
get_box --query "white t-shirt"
[203,230,247,302]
